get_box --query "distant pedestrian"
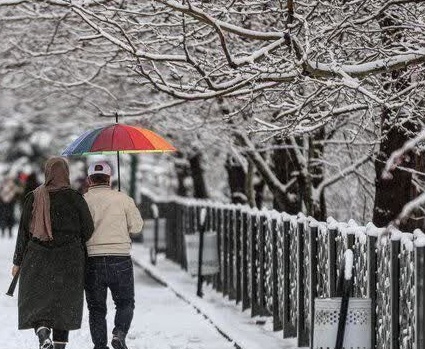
[11,157,94,349]
[84,161,143,349]
[0,177,19,238]
[20,172,40,209]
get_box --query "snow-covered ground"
[0,228,234,349]
[131,245,301,349]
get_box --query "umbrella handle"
[117,151,121,192]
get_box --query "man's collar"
[88,184,111,191]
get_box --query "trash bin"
[313,298,372,349]
[184,231,219,276]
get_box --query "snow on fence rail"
[140,194,425,349]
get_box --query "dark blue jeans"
[85,256,135,349]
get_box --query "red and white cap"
[88,161,112,177]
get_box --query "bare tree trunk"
[189,152,209,199]
[373,14,420,230]
[246,160,256,208]
[225,155,248,204]
[254,179,265,209]
[309,129,327,221]
[271,138,301,214]
[174,152,190,197]
[373,112,418,229]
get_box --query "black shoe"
[36,327,53,349]
[53,343,66,349]
[111,330,128,349]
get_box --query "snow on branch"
[153,0,285,40]
[235,131,296,200]
[306,50,425,79]
[314,152,374,201]
[0,0,27,5]
[398,193,425,224]
[383,129,425,180]
[71,6,187,62]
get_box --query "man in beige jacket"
[83,161,143,349]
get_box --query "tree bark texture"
[373,112,419,229]
[174,152,190,197]
[373,13,420,230]
[189,153,209,199]
[271,138,301,214]
[225,155,248,204]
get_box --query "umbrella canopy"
[62,124,176,155]
[61,124,176,191]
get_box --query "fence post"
[176,203,182,265]
[251,213,260,317]
[197,207,207,298]
[165,201,173,261]
[297,220,308,347]
[328,228,338,297]
[223,208,229,297]
[415,244,425,349]
[235,208,242,304]
[282,219,295,338]
[204,205,212,285]
[216,207,223,292]
[175,203,182,266]
[347,233,355,251]
[390,239,400,349]
[367,234,377,349]
[258,214,268,315]
[150,203,159,265]
[206,205,211,231]
[229,208,236,300]
[242,211,250,310]
[272,217,282,331]
[211,206,217,232]
[181,205,188,270]
[309,225,318,349]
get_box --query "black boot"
[53,343,66,349]
[36,327,53,349]
[111,330,128,349]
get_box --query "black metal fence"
[142,194,425,349]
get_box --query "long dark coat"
[13,189,94,330]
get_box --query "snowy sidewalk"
[0,235,235,349]
[132,244,301,349]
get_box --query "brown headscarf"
[30,157,71,241]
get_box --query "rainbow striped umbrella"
[62,123,176,190]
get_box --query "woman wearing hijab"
[11,157,94,349]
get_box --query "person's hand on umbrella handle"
[12,265,20,277]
